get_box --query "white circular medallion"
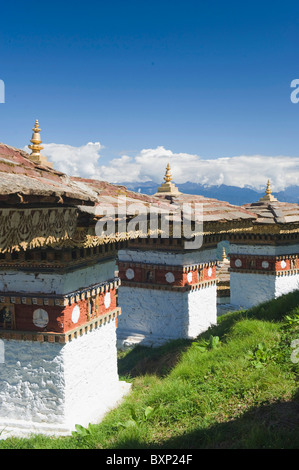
[71,305,80,324]
[104,292,111,309]
[281,260,287,269]
[235,259,242,268]
[165,272,175,283]
[262,261,269,269]
[125,268,135,280]
[208,267,213,277]
[33,308,49,328]
[187,272,193,283]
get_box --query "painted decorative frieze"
[0,279,121,343]
[118,260,217,291]
[230,253,299,274]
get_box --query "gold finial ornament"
[155,162,181,196]
[28,119,53,168]
[222,246,228,262]
[265,179,272,196]
[164,163,173,183]
[259,179,277,203]
[28,120,43,158]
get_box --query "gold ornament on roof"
[155,163,181,196]
[222,246,228,262]
[265,179,272,196]
[28,120,43,158]
[164,163,173,183]
[28,119,53,168]
[259,179,277,203]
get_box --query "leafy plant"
[208,335,220,349]
[116,405,155,429]
[284,313,299,327]
[71,422,98,441]
[72,424,90,437]
[246,343,273,368]
[192,335,221,352]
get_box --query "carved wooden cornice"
[0,207,78,253]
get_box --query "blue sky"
[1,0,299,180]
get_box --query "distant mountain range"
[119,181,299,206]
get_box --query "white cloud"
[27,141,299,191]
[24,142,103,178]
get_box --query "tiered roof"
[242,180,299,225]
[1,120,299,252]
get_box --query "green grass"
[1,290,299,449]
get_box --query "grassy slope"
[1,291,299,449]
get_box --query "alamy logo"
[290,79,299,104]
[0,80,4,103]
[95,196,204,249]
[290,339,299,364]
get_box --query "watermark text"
[0,80,4,103]
[291,339,299,364]
[95,196,203,250]
[290,79,299,104]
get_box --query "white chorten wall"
[0,257,130,438]
[187,284,217,336]
[0,259,117,294]
[275,273,299,297]
[229,243,299,309]
[229,243,299,257]
[117,285,217,347]
[0,319,130,437]
[230,272,275,308]
[117,248,217,266]
[117,248,217,348]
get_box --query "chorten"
[28,119,53,168]
[155,163,181,196]
[222,246,228,262]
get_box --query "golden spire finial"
[265,179,272,196]
[28,119,44,160]
[27,119,52,168]
[155,162,180,196]
[164,163,173,183]
[222,246,228,262]
[259,179,277,203]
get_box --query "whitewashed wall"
[117,288,187,341]
[230,243,299,256]
[117,285,217,347]
[118,248,217,266]
[0,259,117,295]
[275,274,299,298]
[0,320,130,437]
[230,272,275,308]
[230,271,299,308]
[187,285,217,337]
